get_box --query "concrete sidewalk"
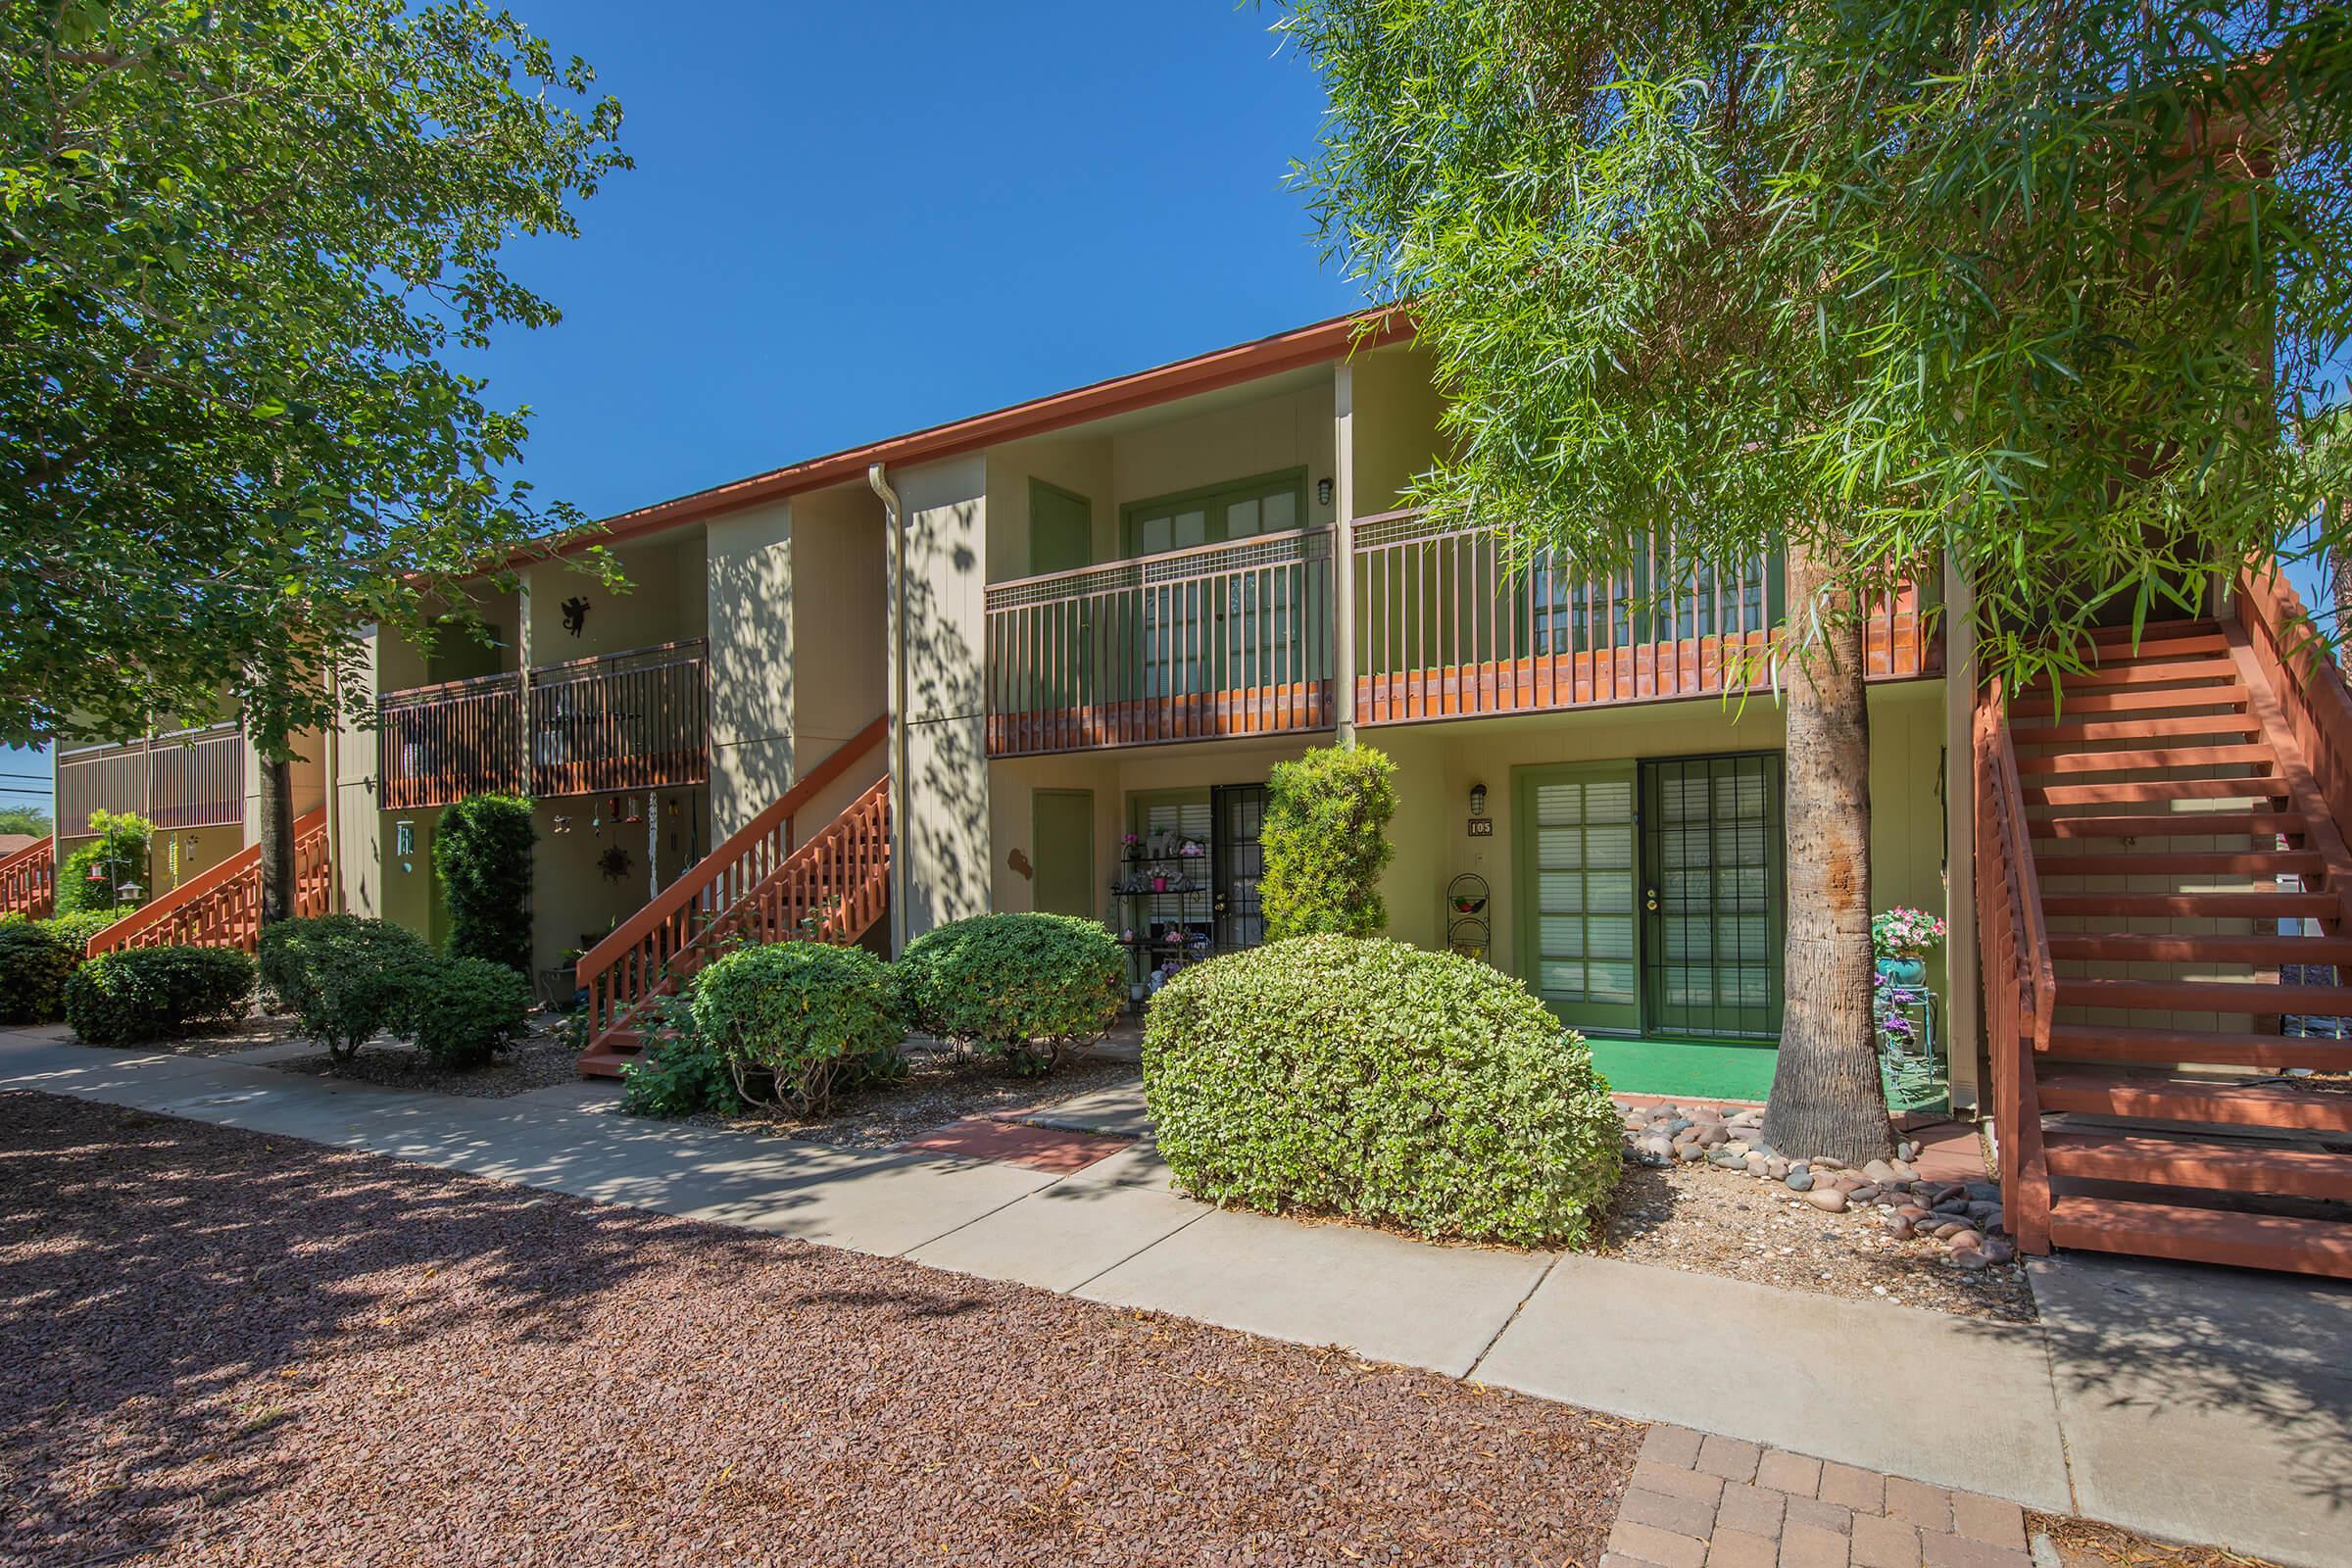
[3,1025,2343,1567]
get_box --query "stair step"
[2080,618,2221,645]
[2049,933,2352,964]
[2028,775,2290,807]
[2060,976,2352,1013]
[2037,1070,2352,1131]
[2041,891,2339,919]
[2060,658,2244,690]
[2015,744,2275,776]
[2046,1196,2352,1278]
[2009,684,2248,718]
[2047,1023,2352,1068]
[2012,712,2263,745]
[2042,1129,2352,1199]
[2031,811,2304,840]
[2080,631,2231,662]
[2032,850,2321,878]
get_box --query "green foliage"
[0,3,631,753]
[894,913,1124,1074]
[0,806,50,837]
[689,942,906,1111]
[432,794,537,971]
[0,921,75,1023]
[1144,936,1622,1247]
[65,945,255,1046]
[38,907,133,954]
[1260,745,1397,939]
[257,914,431,1060]
[56,811,152,915]
[618,997,746,1119]
[1277,2,2352,680]
[397,956,531,1068]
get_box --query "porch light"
[1469,782,1488,817]
[1317,477,1334,507]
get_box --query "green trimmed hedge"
[433,794,536,972]
[0,921,76,1023]
[1260,745,1396,939]
[894,912,1123,1073]
[618,996,746,1118]
[397,956,532,1068]
[1143,936,1622,1247]
[40,907,133,953]
[65,946,256,1046]
[688,941,905,1111]
[257,914,432,1059]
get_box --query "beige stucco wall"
[707,497,796,836]
[899,454,992,938]
[525,530,706,666]
[1350,343,1448,515]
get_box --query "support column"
[1333,362,1358,748]
[1940,556,1982,1112]
[515,577,534,794]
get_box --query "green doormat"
[1586,1037,1779,1102]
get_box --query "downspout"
[868,462,911,955]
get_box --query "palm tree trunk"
[258,755,295,925]
[1761,541,1894,1166]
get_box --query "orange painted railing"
[528,638,710,797]
[1972,679,2053,1255]
[378,671,524,810]
[0,839,54,919]
[985,527,1335,758]
[57,722,245,836]
[2236,564,2352,851]
[1352,510,1939,725]
[577,715,889,1045]
[85,808,330,956]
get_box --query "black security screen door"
[1641,754,1785,1040]
[1211,783,1267,952]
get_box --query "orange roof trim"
[538,306,1410,564]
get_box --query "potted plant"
[1871,906,1947,986]
[1123,832,1143,861]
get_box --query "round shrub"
[397,956,532,1068]
[257,914,431,1059]
[65,945,256,1046]
[40,907,134,953]
[1143,936,1622,1248]
[894,912,1123,1073]
[618,996,747,1119]
[0,922,76,1023]
[689,941,905,1111]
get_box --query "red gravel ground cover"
[0,1091,1641,1567]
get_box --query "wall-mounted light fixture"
[1316,477,1334,508]
[1469,782,1489,817]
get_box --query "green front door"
[1031,789,1095,918]
[1515,762,1642,1033]
[1641,754,1784,1039]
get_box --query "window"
[1122,468,1308,559]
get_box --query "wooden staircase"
[0,838,55,919]
[575,717,891,1078]
[84,808,330,956]
[1975,584,2352,1279]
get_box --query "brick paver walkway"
[1608,1425,2031,1568]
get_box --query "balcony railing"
[379,671,525,811]
[57,722,245,836]
[982,511,1941,758]
[985,526,1335,758]
[377,640,710,810]
[528,638,710,797]
[1352,511,1938,724]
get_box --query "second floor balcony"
[57,721,245,837]
[378,639,710,811]
[982,512,1940,760]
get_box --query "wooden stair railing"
[1971,678,2055,1256]
[0,838,55,919]
[85,808,330,956]
[575,773,892,1078]
[574,714,889,1061]
[1984,602,2352,1279]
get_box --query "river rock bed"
[1620,1101,2020,1272]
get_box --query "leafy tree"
[1279,1,2352,1161]
[56,808,151,916]
[0,1,629,913]
[0,806,51,838]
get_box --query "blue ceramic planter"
[1876,956,1928,986]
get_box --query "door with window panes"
[1126,469,1308,702]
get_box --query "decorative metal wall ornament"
[560,595,591,636]
[596,844,634,884]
